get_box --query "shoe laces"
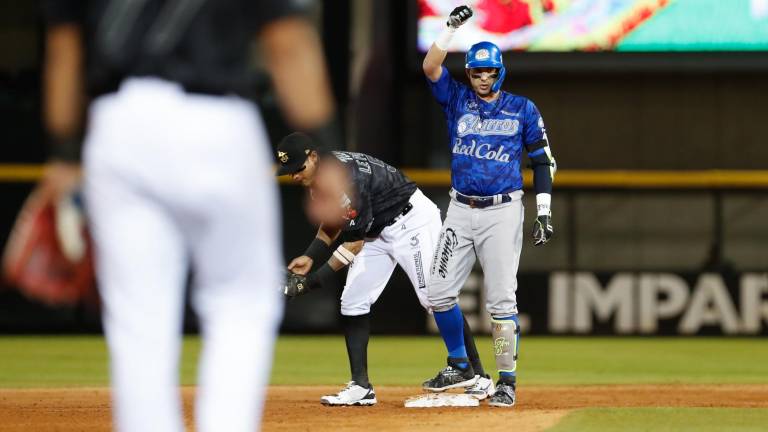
[468,377,485,390]
[439,365,460,376]
[495,382,515,397]
[336,381,357,395]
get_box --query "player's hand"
[532,214,553,246]
[39,162,81,202]
[283,272,310,298]
[447,5,473,28]
[288,255,314,275]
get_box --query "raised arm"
[40,22,85,201]
[423,5,473,82]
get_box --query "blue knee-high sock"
[496,315,519,383]
[433,305,468,369]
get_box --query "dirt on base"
[1,384,767,432]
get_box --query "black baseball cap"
[275,132,317,176]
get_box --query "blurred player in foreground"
[278,133,494,405]
[421,6,556,407]
[41,1,338,431]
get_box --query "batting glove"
[447,5,473,28]
[532,214,553,246]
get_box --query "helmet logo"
[278,151,289,163]
[475,49,490,60]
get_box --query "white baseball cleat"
[320,381,377,406]
[464,374,495,400]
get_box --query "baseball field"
[1,335,767,431]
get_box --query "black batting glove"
[532,214,553,246]
[283,272,311,298]
[447,5,473,28]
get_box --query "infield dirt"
[1,385,767,431]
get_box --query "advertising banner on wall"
[447,271,768,335]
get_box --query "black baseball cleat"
[488,381,516,407]
[422,357,478,392]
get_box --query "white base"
[404,393,479,408]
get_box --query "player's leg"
[461,314,496,399]
[388,190,489,396]
[424,201,479,391]
[179,96,283,431]
[474,198,524,407]
[83,108,187,432]
[320,239,395,406]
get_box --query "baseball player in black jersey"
[40,1,339,431]
[278,133,493,405]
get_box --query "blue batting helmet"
[465,41,506,93]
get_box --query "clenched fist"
[447,5,473,28]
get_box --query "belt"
[452,190,513,209]
[386,202,414,226]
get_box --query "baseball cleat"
[464,374,495,400]
[422,357,478,392]
[487,381,516,407]
[320,381,377,406]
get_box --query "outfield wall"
[0,176,766,335]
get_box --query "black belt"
[386,202,414,226]
[454,192,512,209]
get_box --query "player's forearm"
[532,164,554,195]
[327,240,363,271]
[317,225,341,245]
[423,30,453,82]
[305,240,363,291]
[44,24,84,161]
[530,146,556,216]
[260,17,335,131]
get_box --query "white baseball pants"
[341,189,442,316]
[83,78,283,432]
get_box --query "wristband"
[536,193,551,216]
[304,238,332,264]
[306,263,337,291]
[47,134,82,162]
[332,245,356,266]
[435,26,456,51]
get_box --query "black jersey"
[42,0,307,97]
[331,151,417,241]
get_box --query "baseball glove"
[283,272,310,298]
[2,188,95,306]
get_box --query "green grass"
[547,408,768,432]
[273,336,768,386]
[1,335,767,388]
[3,336,766,431]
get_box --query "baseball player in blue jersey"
[421,5,556,407]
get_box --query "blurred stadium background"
[0,1,767,430]
[1,0,766,337]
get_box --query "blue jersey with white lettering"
[427,66,547,196]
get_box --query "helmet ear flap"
[491,66,506,93]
